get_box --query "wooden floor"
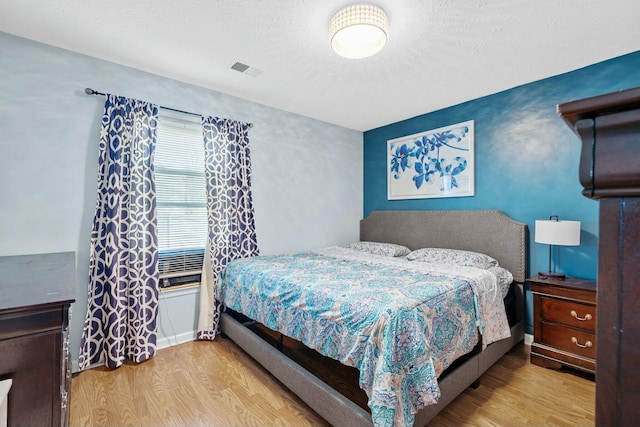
[70,338,595,427]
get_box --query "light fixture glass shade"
[534,219,581,246]
[329,4,389,59]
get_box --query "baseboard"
[157,330,197,350]
[72,358,100,374]
[524,333,533,346]
[71,330,197,373]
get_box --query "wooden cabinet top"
[558,86,640,198]
[528,275,596,291]
[528,276,596,304]
[0,252,76,311]
[557,87,640,129]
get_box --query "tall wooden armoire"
[558,87,640,427]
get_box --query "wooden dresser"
[529,275,596,374]
[0,252,76,427]
[558,87,640,427]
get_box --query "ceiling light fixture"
[329,4,389,59]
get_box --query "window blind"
[155,111,207,285]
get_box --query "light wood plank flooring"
[70,338,594,426]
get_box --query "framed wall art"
[387,120,474,200]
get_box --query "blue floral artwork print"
[388,120,474,200]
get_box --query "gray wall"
[0,32,363,370]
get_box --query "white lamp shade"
[329,4,389,59]
[534,220,581,246]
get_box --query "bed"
[216,210,527,426]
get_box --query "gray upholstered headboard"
[360,210,528,283]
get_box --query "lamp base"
[537,271,566,280]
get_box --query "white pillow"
[346,241,411,257]
[406,248,498,269]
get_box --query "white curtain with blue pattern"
[198,116,259,339]
[79,95,160,370]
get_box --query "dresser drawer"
[540,322,596,360]
[540,297,596,332]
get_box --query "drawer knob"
[571,336,593,348]
[570,310,592,321]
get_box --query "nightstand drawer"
[529,275,596,374]
[540,297,596,332]
[540,322,596,360]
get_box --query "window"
[155,110,207,288]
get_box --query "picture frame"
[387,120,474,200]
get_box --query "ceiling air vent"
[231,61,249,72]
[230,61,262,77]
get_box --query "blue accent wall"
[363,51,640,334]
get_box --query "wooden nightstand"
[529,275,596,374]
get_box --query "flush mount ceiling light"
[329,4,389,59]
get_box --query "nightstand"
[528,275,596,374]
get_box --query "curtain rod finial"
[85,88,106,97]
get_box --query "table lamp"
[534,215,581,280]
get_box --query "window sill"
[159,283,200,298]
[163,282,200,291]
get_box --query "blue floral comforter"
[215,247,512,427]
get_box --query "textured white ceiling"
[1,0,639,131]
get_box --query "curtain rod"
[84,88,253,128]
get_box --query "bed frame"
[220,210,527,426]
